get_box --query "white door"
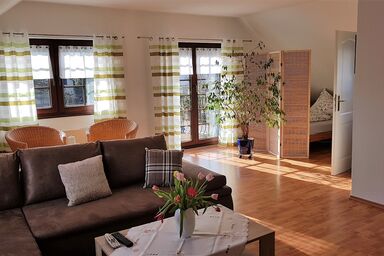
[331,31,356,175]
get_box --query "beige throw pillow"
[58,155,112,206]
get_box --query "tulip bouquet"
[152,171,220,237]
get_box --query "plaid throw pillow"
[144,148,183,188]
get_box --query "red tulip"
[187,187,198,198]
[174,194,181,204]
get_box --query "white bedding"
[310,120,333,135]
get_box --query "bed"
[310,89,333,142]
[310,120,332,142]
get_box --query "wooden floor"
[184,142,384,256]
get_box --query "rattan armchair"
[87,119,139,142]
[5,126,66,152]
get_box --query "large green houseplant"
[206,42,284,156]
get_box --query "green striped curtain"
[219,39,244,145]
[0,33,38,152]
[93,36,127,122]
[149,38,181,150]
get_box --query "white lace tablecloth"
[111,206,249,256]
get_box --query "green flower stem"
[153,171,219,237]
[180,209,184,237]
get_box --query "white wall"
[0,1,251,137]
[351,0,384,205]
[38,116,94,131]
[240,0,357,102]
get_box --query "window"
[30,39,94,118]
[179,43,221,147]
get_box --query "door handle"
[337,95,345,111]
[334,94,337,110]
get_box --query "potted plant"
[206,42,284,158]
[152,171,219,238]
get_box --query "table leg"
[259,232,275,256]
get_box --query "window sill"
[37,105,94,119]
[37,111,94,119]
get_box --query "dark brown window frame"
[30,39,94,119]
[179,42,221,148]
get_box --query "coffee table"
[95,212,275,256]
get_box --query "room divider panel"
[248,50,311,158]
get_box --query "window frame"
[30,39,94,119]
[178,42,221,148]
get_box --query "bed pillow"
[311,89,334,122]
[58,155,112,206]
[144,148,183,188]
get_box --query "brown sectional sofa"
[0,154,41,256]
[0,135,233,256]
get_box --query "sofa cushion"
[0,209,41,256]
[101,135,167,188]
[182,159,227,191]
[58,155,112,206]
[0,153,23,211]
[19,143,101,205]
[144,148,183,188]
[22,185,164,240]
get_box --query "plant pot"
[174,208,195,238]
[237,138,254,158]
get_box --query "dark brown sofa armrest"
[182,159,227,191]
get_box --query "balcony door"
[179,43,221,148]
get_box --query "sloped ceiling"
[0,0,22,15]
[24,0,315,17]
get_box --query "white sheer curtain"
[179,48,193,143]
[179,48,193,75]
[58,46,94,108]
[196,48,221,75]
[30,45,54,109]
[59,46,94,79]
[196,48,221,139]
[30,45,53,80]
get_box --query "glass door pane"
[196,48,221,140]
[179,48,193,143]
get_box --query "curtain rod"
[137,36,252,42]
[1,32,125,39]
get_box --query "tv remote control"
[104,233,121,249]
[111,232,134,247]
